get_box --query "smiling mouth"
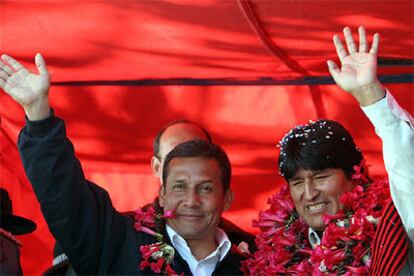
[306,202,328,212]
[178,214,204,220]
[179,217,203,223]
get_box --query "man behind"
[150,121,255,243]
[245,26,413,274]
[151,120,212,181]
[0,57,250,274]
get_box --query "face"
[159,157,233,241]
[151,123,209,182]
[288,168,355,231]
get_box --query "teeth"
[307,203,326,211]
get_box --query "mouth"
[306,202,328,212]
[177,214,204,221]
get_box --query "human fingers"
[343,26,357,54]
[333,34,348,62]
[369,33,380,55]
[327,60,341,84]
[0,79,6,90]
[0,69,9,81]
[358,26,368,53]
[35,53,50,77]
[0,59,14,76]
[1,54,24,72]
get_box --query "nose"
[183,189,201,208]
[303,180,319,201]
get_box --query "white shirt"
[308,92,413,274]
[165,225,231,276]
[308,227,321,249]
[362,92,414,274]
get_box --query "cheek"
[162,192,183,207]
[205,197,225,212]
[289,188,302,205]
[325,187,342,198]
[323,179,353,199]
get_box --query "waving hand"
[327,26,385,106]
[0,53,51,120]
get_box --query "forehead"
[290,168,316,179]
[166,157,221,183]
[159,123,209,158]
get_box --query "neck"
[316,230,324,239]
[186,235,218,261]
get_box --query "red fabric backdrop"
[0,1,413,274]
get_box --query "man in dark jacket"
[43,115,254,275]
[0,53,250,274]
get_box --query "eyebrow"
[170,179,214,186]
[290,170,328,180]
[173,179,186,183]
[289,176,304,182]
[199,180,213,185]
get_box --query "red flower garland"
[242,161,390,275]
[134,207,183,276]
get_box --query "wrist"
[24,97,52,121]
[350,81,386,106]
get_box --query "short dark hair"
[162,140,231,191]
[153,120,212,158]
[278,119,364,181]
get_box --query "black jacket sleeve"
[18,116,130,274]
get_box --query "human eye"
[199,183,213,193]
[314,171,332,180]
[172,183,185,191]
[289,180,303,187]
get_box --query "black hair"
[153,120,212,158]
[278,119,364,181]
[162,140,231,191]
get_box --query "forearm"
[17,116,126,273]
[362,92,414,243]
[351,81,385,107]
[23,97,51,121]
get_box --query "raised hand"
[0,53,51,120]
[327,26,385,106]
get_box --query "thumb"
[35,53,50,77]
[327,60,340,84]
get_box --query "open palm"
[334,52,377,92]
[327,26,379,94]
[0,54,50,108]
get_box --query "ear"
[158,185,165,208]
[223,189,234,211]
[151,156,161,178]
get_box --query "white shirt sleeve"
[361,91,414,244]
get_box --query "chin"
[312,225,325,231]
[306,219,325,231]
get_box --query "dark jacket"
[18,116,250,275]
[0,231,23,275]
